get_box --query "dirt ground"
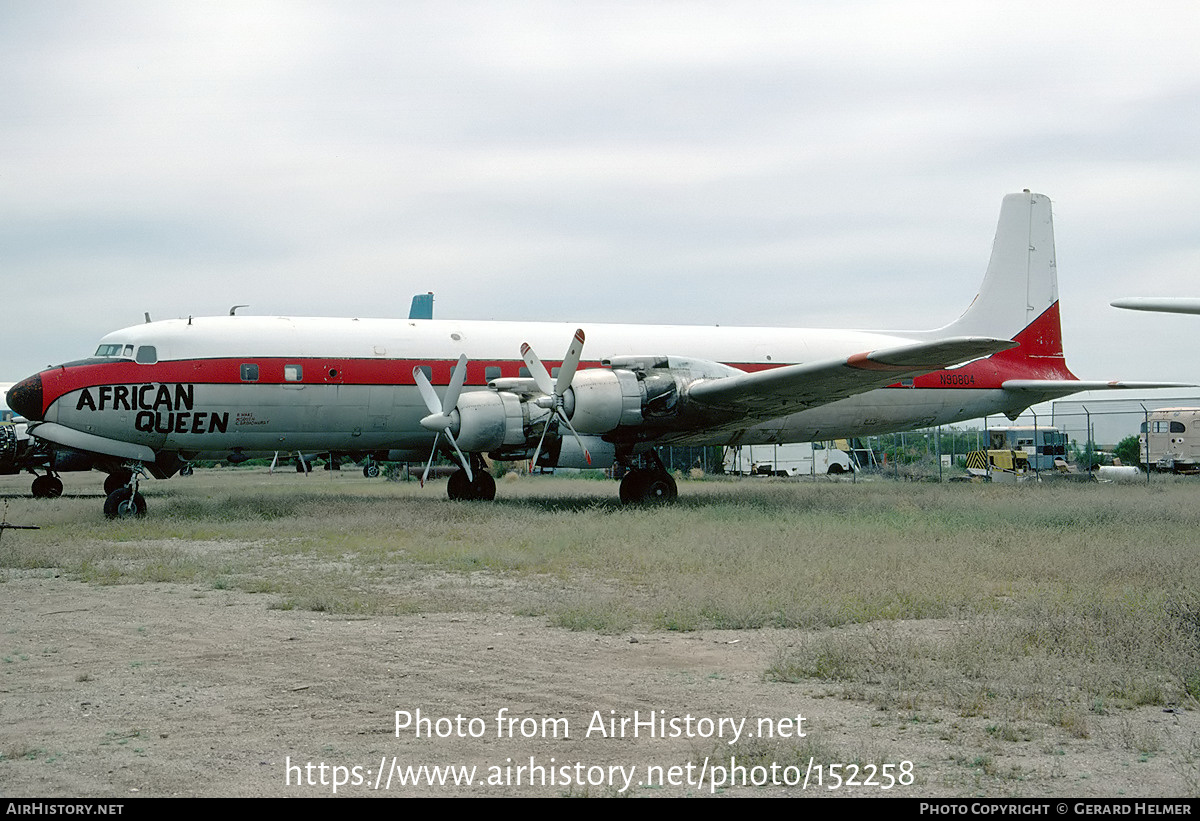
[0,475,1196,798]
[0,577,1193,798]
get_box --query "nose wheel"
[102,469,146,519]
[103,487,147,519]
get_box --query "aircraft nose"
[7,374,44,421]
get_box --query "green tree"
[1113,434,1143,466]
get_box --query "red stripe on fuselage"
[36,356,785,415]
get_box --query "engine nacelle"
[452,391,526,453]
[563,369,643,433]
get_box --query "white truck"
[723,442,855,477]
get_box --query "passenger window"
[135,346,157,364]
[284,364,303,382]
[415,366,432,381]
[1172,422,1186,433]
[241,364,259,382]
[519,367,530,378]
[485,366,502,381]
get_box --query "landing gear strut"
[618,452,677,504]
[103,470,146,519]
[446,454,496,501]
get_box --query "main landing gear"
[103,469,146,519]
[30,473,64,499]
[446,454,496,501]
[618,452,678,504]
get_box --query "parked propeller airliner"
[7,192,1185,517]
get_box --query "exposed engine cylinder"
[0,424,27,474]
[564,369,643,433]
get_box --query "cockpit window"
[94,343,133,358]
[135,345,157,364]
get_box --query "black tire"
[104,471,132,496]
[619,470,645,504]
[447,468,496,501]
[104,487,146,519]
[295,459,309,473]
[472,470,496,501]
[642,474,677,502]
[363,463,381,478]
[447,468,473,500]
[180,464,194,476]
[31,475,63,499]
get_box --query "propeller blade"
[557,411,591,465]
[520,343,556,396]
[445,432,474,482]
[528,413,552,472]
[521,330,590,468]
[555,329,585,396]
[443,354,468,415]
[413,358,474,483]
[413,366,442,415]
[421,433,440,487]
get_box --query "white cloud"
[2,0,1199,387]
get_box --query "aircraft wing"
[684,336,1016,419]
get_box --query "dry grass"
[3,468,1198,753]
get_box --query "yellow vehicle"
[986,426,1068,470]
[965,449,1031,481]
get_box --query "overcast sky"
[4,1,1199,409]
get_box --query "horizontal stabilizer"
[686,336,1016,419]
[27,421,157,462]
[1002,379,1196,397]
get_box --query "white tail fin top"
[940,191,1058,340]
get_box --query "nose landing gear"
[103,468,146,519]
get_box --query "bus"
[1139,408,1200,473]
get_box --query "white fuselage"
[31,315,1031,463]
